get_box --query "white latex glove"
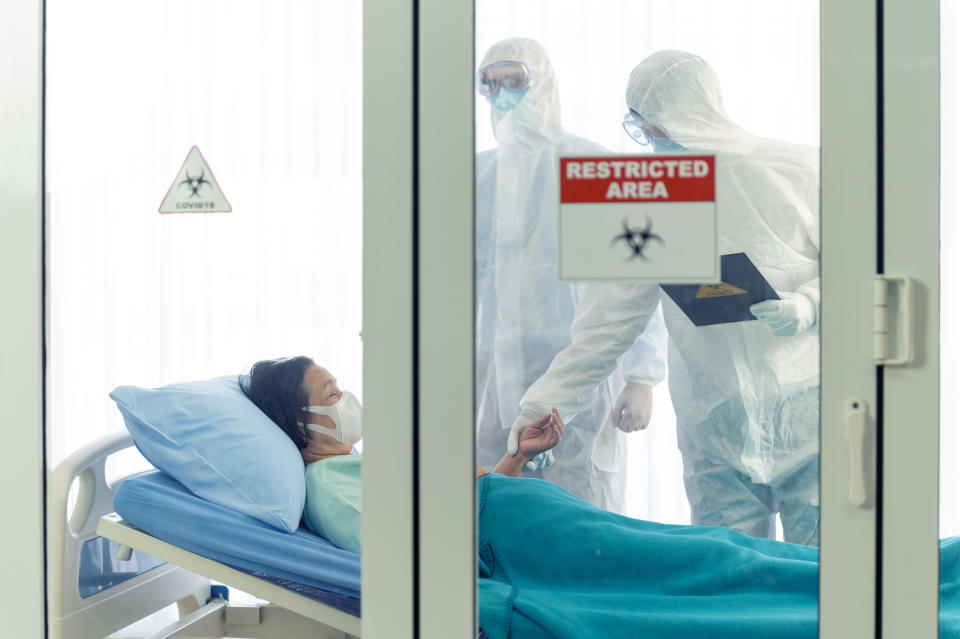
[507,411,555,472]
[749,292,817,337]
[612,382,654,432]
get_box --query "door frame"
[416,0,477,637]
[879,0,940,635]
[362,0,418,636]
[0,0,46,635]
[407,0,887,637]
[819,0,882,636]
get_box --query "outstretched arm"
[478,409,563,477]
[520,283,661,422]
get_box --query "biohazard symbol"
[695,282,748,298]
[158,146,231,213]
[612,217,664,260]
[179,169,212,198]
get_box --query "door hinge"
[873,275,912,366]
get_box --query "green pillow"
[303,454,362,553]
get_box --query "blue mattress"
[113,471,361,616]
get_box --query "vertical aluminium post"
[880,0,940,635]
[417,0,476,637]
[363,0,416,636]
[0,0,45,635]
[820,0,881,636]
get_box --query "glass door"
[43,1,368,637]
[471,3,825,635]
[0,0,924,635]
[410,0,883,637]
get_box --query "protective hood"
[625,50,750,154]
[481,37,562,148]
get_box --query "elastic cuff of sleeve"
[519,408,543,421]
[798,290,820,336]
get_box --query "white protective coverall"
[520,50,821,544]
[475,38,667,512]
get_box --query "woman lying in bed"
[241,355,563,554]
[242,355,563,478]
[242,356,960,639]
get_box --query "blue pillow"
[110,375,305,532]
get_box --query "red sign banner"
[560,155,715,203]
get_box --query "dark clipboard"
[659,253,779,326]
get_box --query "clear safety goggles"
[477,60,530,97]
[622,110,670,147]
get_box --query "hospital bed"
[50,431,361,639]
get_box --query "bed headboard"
[48,431,210,639]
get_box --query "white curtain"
[476,0,820,527]
[46,0,363,468]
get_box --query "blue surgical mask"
[491,87,527,111]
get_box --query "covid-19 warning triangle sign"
[695,282,748,299]
[159,146,232,214]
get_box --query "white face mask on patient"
[298,391,363,447]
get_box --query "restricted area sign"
[558,155,717,283]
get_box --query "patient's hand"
[516,408,563,460]
[487,408,563,477]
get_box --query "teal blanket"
[477,473,960,638]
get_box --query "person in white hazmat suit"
[475,37,668,512]
[514,50,821,544]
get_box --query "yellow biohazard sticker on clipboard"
[695,283,748,299]
[660,253,779,326]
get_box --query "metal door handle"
[845,399,869,507]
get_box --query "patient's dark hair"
[241,356,315,450]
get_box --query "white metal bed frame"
[49,431,361,639]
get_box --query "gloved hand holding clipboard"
[659,253,779,326]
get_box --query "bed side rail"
[48,431,209,639]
